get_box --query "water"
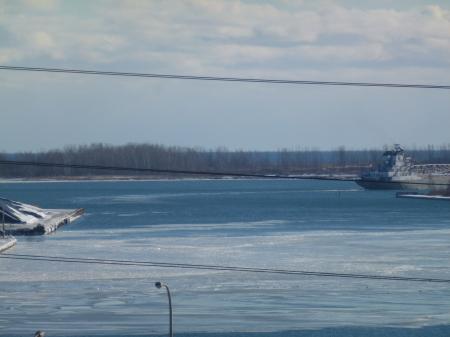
[0,179,450,336]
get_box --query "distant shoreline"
[0,174,356,183]
[0,175,272,183]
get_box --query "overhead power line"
[1,253,449,284]
[1,159,450,187]
[0,65,449,90]
[0,159,352,181]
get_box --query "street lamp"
[155,281,173,337]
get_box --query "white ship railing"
[411,164,450,175]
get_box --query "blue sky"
[0,0,449,152]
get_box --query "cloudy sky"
[0,0,449,152]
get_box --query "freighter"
[356,145,450,192]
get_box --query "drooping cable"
[0,65,449,89]
[1,253,449,284]
[1,159,450,186]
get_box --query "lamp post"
[155,281,173,337]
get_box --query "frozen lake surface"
[0,179,449,336]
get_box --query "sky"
[0,0,449,152]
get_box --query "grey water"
[0,179,450,336]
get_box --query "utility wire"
[0,65,449,90]
[0,159,353,181]
[1,253,450,284]
[1,159,450,187]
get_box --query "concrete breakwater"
[0,236,17,252]
[1,197,84,235]
[8,208,84,235]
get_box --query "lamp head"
[155,281,162,289]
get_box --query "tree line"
[1,143,450,178]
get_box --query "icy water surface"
[0,179,450,336]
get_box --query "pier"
[0,236,17,253]
[8,208,84,235]
[1,197,84,236]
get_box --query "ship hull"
[356,180,406,190]
[357,176,450,192]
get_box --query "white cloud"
[27,31,64,59]
[30,31,54,49]
[212,44,285,65]
[22,0,59,11]
[0,0,448,81]
[296,43,391,62]
[0,48,23,63]
[425,4,449,20]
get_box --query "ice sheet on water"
[3,223,450,282]
[1,180,450,336]
[71,188,361,204]
[2,223,450,335]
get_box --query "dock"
[1,197,84,236]
[0,236,17,252]
[7,208,84,235]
